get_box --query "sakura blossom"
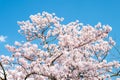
[0,12,120,80]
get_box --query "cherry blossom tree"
[0,12,120,80]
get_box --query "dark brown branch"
[50,53,63,65]
[0,76,4,80]
[13,61,28,74]
[74,31,108,49]
[24,72,37,80]
[24,72,50,80]
[24,56,35,61]
[0,62,7,80]
[110,70,120,77]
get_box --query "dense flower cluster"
[0,12,120,80]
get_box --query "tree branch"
[24,72,37,80]
[74,31,108,49]
[24,72,50,80]
[50,53,63,66]
[110,70,120,77]
[0,62,7,80]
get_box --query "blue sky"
[0,0,120,55]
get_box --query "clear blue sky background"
[0,0,120,55]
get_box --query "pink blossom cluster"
[0,12,120,80]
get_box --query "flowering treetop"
[0,12,120,80]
